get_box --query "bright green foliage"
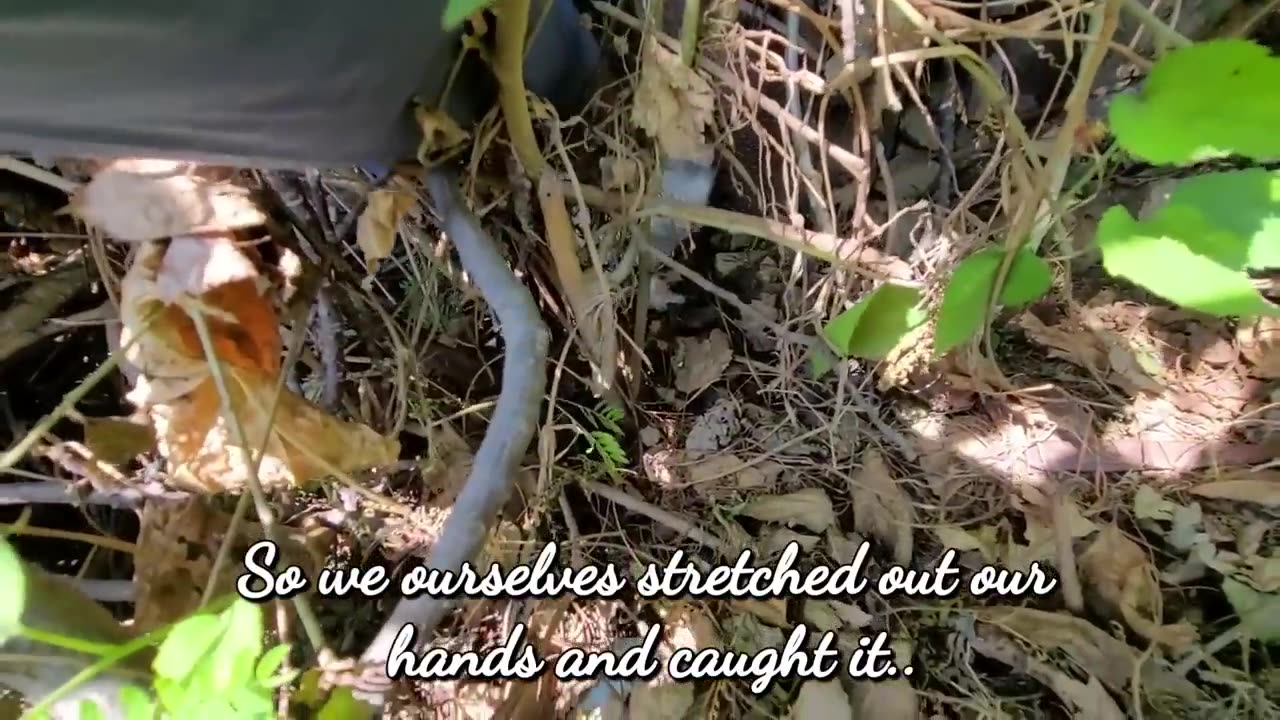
[586,402,628,478]
[1096,204,1280,317]
[1096,39,1280,323]
[933,248,1052,356]
[0,537,25,642]
[1160,169,1280,270]
[1109,40,1280,165]
[147,599,290,719]
[822,283,926,360]
[443,0,495,29]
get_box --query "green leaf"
[1000,250,1054,307]
[255,643,292,686]
[78,700,106,720]
[807,342,837,379]
[822,283,926,360]
[318,688,376,720]
[119,685,156,720]
[1108,39,1280,165]
[1222,576,1280,642]
[154,613,224,681]
[930,247,1053,357]
[1096,204,1280,317]
[0,537,26,642]
[442,0,494,30]
[228,685,276,717]
[934,249,999,356]
[1162,169,1280,269]
[212,600,264,692]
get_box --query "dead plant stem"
[186,304,329,654]
[1119,0,1192,49]
[985,0,1119,356]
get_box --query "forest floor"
[1,1,1279,719]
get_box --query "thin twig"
[0,480,183,510]
[185,303,328,653]
[578,479,730,556]
[0,156,81,194]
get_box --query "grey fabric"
[0,0,600,169]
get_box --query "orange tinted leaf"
[121,236,399,492]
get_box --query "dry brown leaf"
[133,496,333,631]
[415,106,470,161]
[1061,676,1126,720]
[790,680,852,720]
[1237,315,1280,378]
[1188,473,1280,506]
[976,607,1197,701]
[356,187,417,274]
[71,159,266,242]
[738,488,836,533]
[933,525,999,564]
[631,37,715,163]
[121,237,399,492]
[1080,525,1196,652]
[1016,311,1165,395]
[848,641,917,719]
[763,529,821,557]
[688,453,742,487]
[674,329,732,393]
[848,448,914,566]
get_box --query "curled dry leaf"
[120,236,400,492]
[415,106,470,162]
[933,525,999,564]
[1236,315,1280,378]
[133,496,333,631]
[738,488,836,533]
[674,329,733,394]
[72,158,266,242]
[356,187,418,274]
[790,680,852,720]
[1080,526,1197,652]
[975,607,1197,700]
[848,641,917,720]
[1188,471,1280,506]
[632,37,715,163]
[1016,311,1165,395]
[848,448,914,566]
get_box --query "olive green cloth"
[0,0,600,169]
